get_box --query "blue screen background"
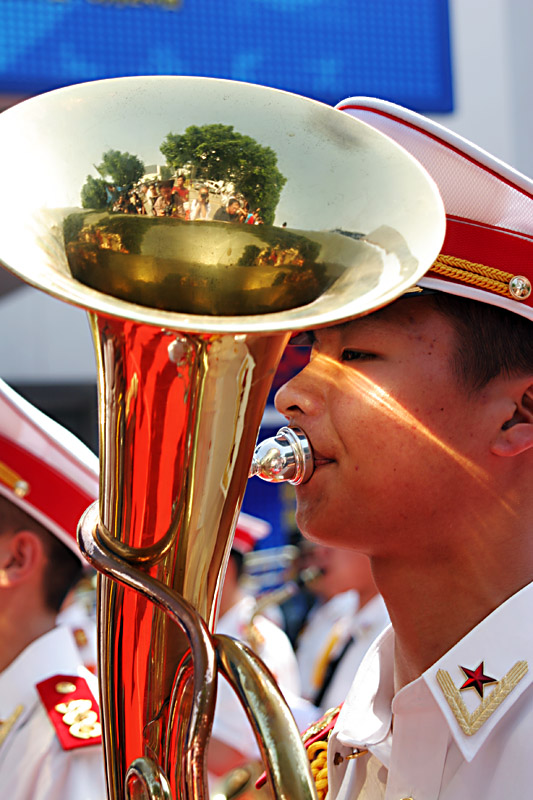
[0,0,452,111]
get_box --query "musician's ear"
[0,530,44,587]
[491,383,533,457]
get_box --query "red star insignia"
[459,662,497,698]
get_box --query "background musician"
[0,379,105,800]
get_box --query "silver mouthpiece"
[249,426,313,485]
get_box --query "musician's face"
[275,298,495,555]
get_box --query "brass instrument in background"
[0,77,445,800]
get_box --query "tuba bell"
[0,76,445,800]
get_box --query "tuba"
[0,77,445,800]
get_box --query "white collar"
[423,580,533,761]
[334,581,533,762]
[335,623,395,747]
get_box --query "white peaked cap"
[0,378,99,561]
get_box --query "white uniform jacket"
[327,581,533,800]
[319,594,389,714]
[0,626,106,800]
[296,589,359,702]
[212,594,317,760]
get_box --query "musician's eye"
[341,349,376,362]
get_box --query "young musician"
[274,99,533,799]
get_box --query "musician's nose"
[275,357,326,424]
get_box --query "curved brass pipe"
[81,500,318,800]
[79,501,216,800]
[215,635,318,800]
[95,516,179,566]
[125,758,173,800]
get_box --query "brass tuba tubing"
[215,635,318,800]
[89,312,290,799]
[78,501,217,800]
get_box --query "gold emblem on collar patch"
[436,660,528,736]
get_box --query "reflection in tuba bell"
[0,77,445,800]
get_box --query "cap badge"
[509,275,532,300]
[436,660,528,736]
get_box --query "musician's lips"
[287,426,335,477]
[307,443,335,470]
[304,448,335,486]
[313,454,335,467]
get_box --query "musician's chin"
[294,460,336,522]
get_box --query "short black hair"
[0,496,82,613]
[431,292,533,392]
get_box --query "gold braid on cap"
[430,254,516,298]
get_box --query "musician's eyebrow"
[320,310,395,338]
[290,305,405,347]
[335,307,397,331]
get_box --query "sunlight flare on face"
[312,351,514,513]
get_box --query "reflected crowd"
[109,173,265,226]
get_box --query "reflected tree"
[81,149,146,209]
[160,124,286,224]
[95,149,145,187]
[81,175,108,209]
